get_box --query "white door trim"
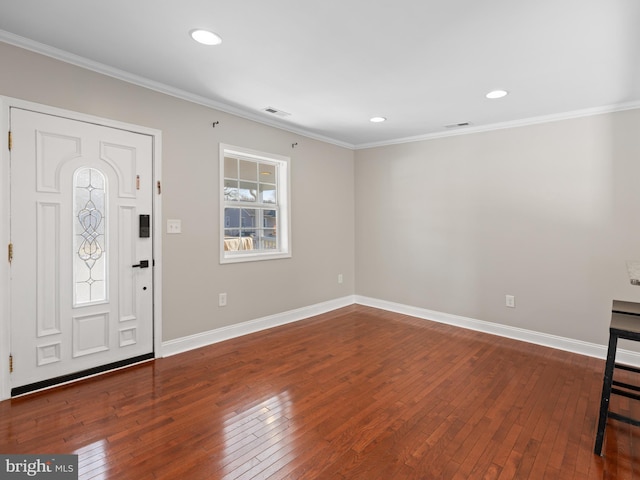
[0,96,162,400]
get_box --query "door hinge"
[8,131,12,151]
[136,175,140,190]
[8,243,13,263]
[157,180,162,194]
[9,354,13,373]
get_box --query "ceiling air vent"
[445,122,472,129]
[263,107,291,118]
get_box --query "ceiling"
[0,0,639,148]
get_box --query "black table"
[594,300,640,455]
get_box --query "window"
[220,144,291,263]
[73,167,108,305]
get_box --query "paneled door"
[9,107,154,393]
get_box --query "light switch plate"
[167,219,182,234]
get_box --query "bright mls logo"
[1,454,78,479]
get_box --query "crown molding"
[354,101,640,150]
[3,29,639,152]
[0,30,355,150]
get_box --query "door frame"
[0,96,163,400]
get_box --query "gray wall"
[0,41,355,341]
[4,39,640,350]
[355,109,640,345]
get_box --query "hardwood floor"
[1,304,639,479]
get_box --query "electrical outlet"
[219,293,227,307]
[338,274,343,284]
[505,295,516,308]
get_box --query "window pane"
[239,181,258,202]
[260,183,277,204]
[224,179,239,201]
[261,229,277,250]
[239,160,257,181]
[224,207,240,234]
[259,163,276,177]
[263,209,277,228]
[224,156,238,178]
[74,167,107,305]
[223,233,254,251]
[241,208,257,229]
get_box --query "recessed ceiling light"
[370,116,387,123]
[190,29,222,46]
[486,90,508,99]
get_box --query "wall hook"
[212,121,220,128]
[292,142,298,149]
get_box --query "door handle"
[132,260,149,268]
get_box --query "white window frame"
[219,143,291,264]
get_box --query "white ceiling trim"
[2,28,639,152]
[355,101,640,150]
[0,29,355,150]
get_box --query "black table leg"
[595,332,618,455]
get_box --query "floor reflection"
[73,439,107,479]
[221,391,293,478]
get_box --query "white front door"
[9,107,154,393]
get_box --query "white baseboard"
[161,294,640,368]
[355,295,640,367]
[5,294,626,402]
[161,295,356,357]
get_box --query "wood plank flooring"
[1,304,639,479]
